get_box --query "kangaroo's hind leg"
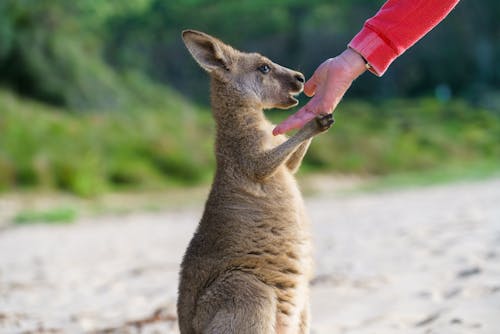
[193,271,277,334]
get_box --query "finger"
[303,72,319,97]
[273,115,303,135]
[272,106,316,135]
[273,114,311,135]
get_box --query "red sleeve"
[348,0,460,76]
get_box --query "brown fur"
[177,30,333,334]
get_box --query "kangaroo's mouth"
[288,88,303,104]
[282,91,301,108]
[276,83,303,109]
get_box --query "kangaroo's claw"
[315,114,334,132]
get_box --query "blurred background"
[1,2,500,333]
[0,0,499,199]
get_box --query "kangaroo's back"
[177,30,332,334]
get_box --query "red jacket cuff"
[348,26,398,76]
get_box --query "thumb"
[303,72,319,97]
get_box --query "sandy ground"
[1,178,499,333]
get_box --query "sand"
[1,178,499,333]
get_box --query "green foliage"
[0,88,214,196]
[13,207,77,224]
[1,88,498,196]
[0,0,132,109]
[303,99,500,175]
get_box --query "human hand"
[273,48,367,135]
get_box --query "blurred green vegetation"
[1,89,498,196]
[0,0,499,196]
[303,99,500,174]
[0,88,215,196]
[13,206,77,224]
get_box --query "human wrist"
[340,48,367,78]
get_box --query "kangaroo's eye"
[258,64,271,74]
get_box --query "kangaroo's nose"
[295,73,305,83]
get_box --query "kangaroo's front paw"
[299,114,334,139]
[315,114,334,132]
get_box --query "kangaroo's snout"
[283,70,305,106]
[295,73,305,83]
[283,69,305,94]
[291,72,305,92]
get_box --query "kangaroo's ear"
[182,30,232,73]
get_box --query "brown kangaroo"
[177,30,333,334]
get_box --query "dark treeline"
[0,0,499,110]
